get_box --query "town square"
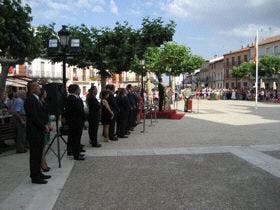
[1,0,280,209]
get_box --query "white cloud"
[42,0,72,11]
[220,24,280,38]
[161,0,192,18]
[110,0,119,15]
[92,5,105,13]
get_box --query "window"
[244,54,248,62]
[226,69,229,78]
[90,69,94,78]
[226,58,229,67]
[82,69,86,81]
[265,47,270,55]
[274,45,280,55]
[231,82,235,88]
[238,56,241,65]
[237,82,241,88]
[40,62,45,77]
[226,83,229,89]
[73,68,78,81]
[232,57,235,66]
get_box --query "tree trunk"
[0,63,10,95]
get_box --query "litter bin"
[187,98,192,112]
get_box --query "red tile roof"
[258,34,280,46]
[223,34,280,56]
[223,47,250,56]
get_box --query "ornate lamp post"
[47,25,80,91]
[58,26,70,90]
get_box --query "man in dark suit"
[65,84,85,161]
[87,86,101,147]
[106,84,119,141]
[24,81,51,184]
[158,78,165,111]
[116,88,129,138]
[126,84,137,131]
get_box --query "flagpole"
[255,30,259,109]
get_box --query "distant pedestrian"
[12,90,28,153]
[158,78,165,111]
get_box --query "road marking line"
[230,147,280,178]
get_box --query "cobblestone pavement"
[0,100,280,209]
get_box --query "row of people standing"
[86,84,142,145]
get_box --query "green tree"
[259,55,280,77]
[160,42,203,86]
[0,0,40,93]
[139,17,176,57]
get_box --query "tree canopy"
[130,42,204,79]
[0,0,40,93]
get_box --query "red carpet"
[147,109,185,120]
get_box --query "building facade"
[208,57,224,89]
[224,47,251,89]
[249,35,280,90]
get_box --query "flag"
[253,36,258,64]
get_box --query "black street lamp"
[58,25,70,91]
[140,60,145,98]
[47,25,80,91]
[140,60,146,133]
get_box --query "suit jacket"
[107,91,119,114]
[116,95,130,120]
[87,94,100,122]
[127,91,136,109]
[24,94,46,141]
[65,95,85,129]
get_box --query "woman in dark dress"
[101,90,114,142]
[39,88,52,172]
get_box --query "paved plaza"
[0,100,280,209]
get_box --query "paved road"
[1,100,280,209]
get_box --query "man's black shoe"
[74,156,85,161]
[16,149,27,153]
[110,137,118,141]
[79,153,85,157]
[31,179,48,184]
[92,143,102,147]
[126,131,131,135]
[118,135,128,138]
[40,174,51,179]
[80,149,86,153]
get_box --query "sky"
[23,0,280,59]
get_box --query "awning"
[6,75,33,87]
